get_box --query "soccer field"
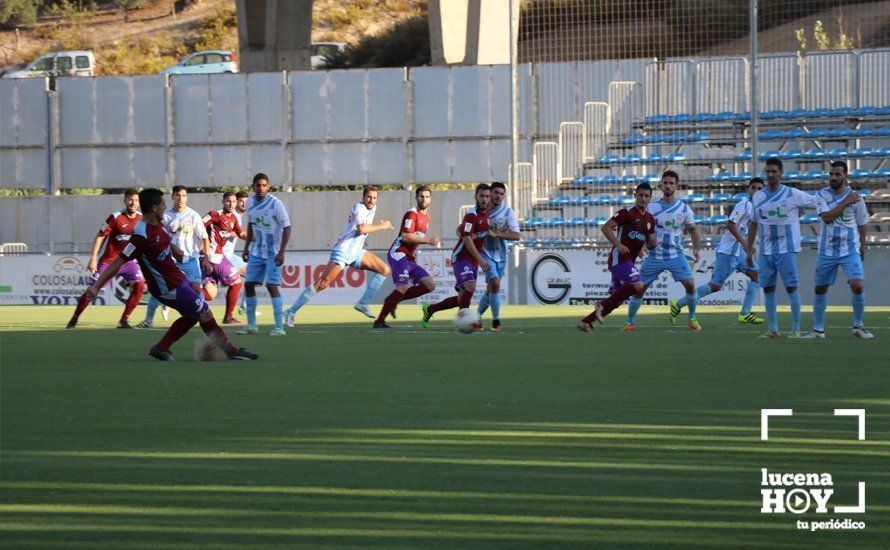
[1,305,888,548]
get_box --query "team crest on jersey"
[405,219,413,229]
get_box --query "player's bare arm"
[601,218,630,255]
[275,226,291,267]
[242,224,253,261]
[400,231,440,247]
[358,220,393,235]
[726,220,746,248]
[88,232,106,273]
[462,236,490,271]
[859,225,867,262]
[687,224,701,263]
[171,244,185,263]
[819,191,861,223]
[745,220,758,265]
[201,237,213,272]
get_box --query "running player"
[421,184,492,326]
[81,188,257,361]
[202,192,247,324]
[239,173,291,336]
[802,160,872,339]
[67,188,147,329]
[746,158,822,338]
[284,185,392,326]
[477,182,521,331]
[626,171,702,331]
[373,186,441,328]
[578,182,656,331]
[671,177,765,324]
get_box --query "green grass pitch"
[1,304,888,548]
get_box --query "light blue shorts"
[177,257,203,284]
[482,253,507,283]
[759,252,798,289]
[710,252,758,287]
[641,254,693,286]
[814,253,863,287]
[330,248,365,269]
[228,253,246,271]
[245,255,282,286]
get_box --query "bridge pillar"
[236,0,313,72]
[429,0,518,65]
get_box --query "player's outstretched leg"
[355,252,390,318]
[739,278,763,324]
[787,287,802,337]
[118,281,146,328]
[224,282,244,324]
[625,295,643,331]
[67,293,94,329]
[761,289,781,337]
[285,262,341,326]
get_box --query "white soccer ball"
[453,308,482,334]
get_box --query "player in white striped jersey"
[746,158,821,338]
[802,161,872,339]
[626,171,702,331]
[477,182,521,331]
[673,177,765,324]
[238,173,291,336]
[284,186,393,327]
[135,185,212,328]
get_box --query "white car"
[160,50,238,75]
[311,43,346,69]
[3,51,95,79]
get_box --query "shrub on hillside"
[321,14,430,69]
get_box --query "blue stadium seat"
[691,112,711,122]
[760,110,786,120]
[849,147,874,158]
[826,127,852,139]
[877,125,890,137]
[857,189,872,197]
[830,107,855,117]
[802,235,820,245]
[849,168,872,179]
[616,196,635,206]
[620,174,639,184]
[782,128,806,139]
[803,148,826,160]
[577,176,601,185]
[759,149,783,160]
[800,170,826,181]
[877,106,890,116]
[706,193,732,204]
[644,153,664,163]
[730,193,748,203]
[780,149,805,160]
[589,217,609,227]
[871,147,890,158]
[784,108,810,119]
[665,152,686,162]
[852,125,879,137]
[682,193,705,204]
[693,216,706,225]
[549,195,572,206]
[799,214,820,224]
[600,155,620,164]
[707,172,731,182]
[642,174,661,184]
[805,127,830,140]
[672,113,694,123]
[565,217,586,228]
[600,175,619,185]
[647,114,670,124]
[571,196,593,206]
[687,131,710,142]
[592,195,614,205]
[732,171,753,182]
[543,217,566,228]
[735,112,752,121]
[759,129,785,140]
[808,108,831,118]
[706,214,729,226]
[827,148,850,159]
[521,217,544,229]
[622,154,642,164]
[868,168,890,179]
[782,170,802,181]
[734,150,752,161]
[713,111,735,122]
[854,106,878,116]
[620,135,645,146]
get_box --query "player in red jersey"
[578,182,657,332]
[67,188,147,329]
[421,184,493,327]
[373,186,442,328]
[81,188,257,361]
[202,192,247,324]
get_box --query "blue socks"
[788,290,801,333]
[852,292,865,327]
[764,291,778,332]
[490,292,501,320]
[246,295,258,327]
[271,296,283,330]
[145,297,159,323]
[741,281,758,315]
[813,293,828,332]
[358,273,386,306]
[288,285,317,315]
[627,296,642,325]
[685,293,698,320]
[478,293,490,315]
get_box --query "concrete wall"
[0,189,477,253]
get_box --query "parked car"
[311,42,346,69]
[160,50,238,75]
[2,51,95,79]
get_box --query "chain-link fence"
[510,0,890,247]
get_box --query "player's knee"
[748,271,758,282]
[708,282,721,293]
[682,281,696,293]
[815,285,829,295]
[423,280,436,292]
[198,310,213,323]
[463,282,476,294]
[764,286,776,294]
[315,279,329,291]
[489,279,500,293]
[850,281,863,294]
[786,286,797,294]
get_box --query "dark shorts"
[452,259,478,288]
[388,252,431,286]
[202,256,241,287]
[95,260,143,288]
[609,260,642,293]
[155,280,210,321]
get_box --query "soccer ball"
[453,308,482,334]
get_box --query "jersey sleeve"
[684,204,696,226]
[814,191,830,214]
[401,211,417,234]
[275,199,291,228]
[506,208,520,233]
[98,213,116,236]
[728,202,747,224]
[202,211,216,230]
[233,216,244,236]
[194,212,208,240]
[119,235,143,261]
[793,188,818,209]
[459,212,478,236]
[855,200,869,226]
[610,208,630,225]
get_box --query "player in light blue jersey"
[135,185,212,329]
[746,158,820,338]
[284,186,393,327]
[626,171,702,331]
[802,161,872,339]
[477,182,520,331]
[238,173,291,336]
[673,177,765,325]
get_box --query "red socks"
[376,290,402,323]
[583,284,638,323]
[121,282,146,323]
[428,296,459,315]
[199,317,238,356]
[72,293,92,320]
[457,290,473,309]
[225,282,242,319]
[402,284,431,301]
[156,316,198,351]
